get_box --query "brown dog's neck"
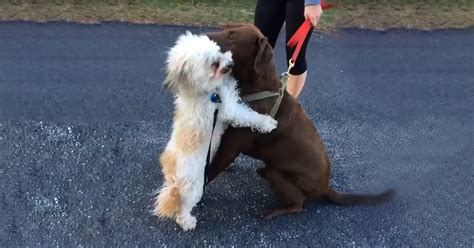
[239,71,292,117]
[243,67,280,93]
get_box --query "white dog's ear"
[163,62,188,94]
[163,74,178,94]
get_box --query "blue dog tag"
[210,93,221,103]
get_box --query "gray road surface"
[0,22,473,247]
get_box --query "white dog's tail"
[154,176,181,218]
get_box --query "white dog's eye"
[212,60,220,68]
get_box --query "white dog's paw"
[257,115,278,133]
[176,214,197,231]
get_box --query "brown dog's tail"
[323,187,396,206]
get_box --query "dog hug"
[154,25,395,231]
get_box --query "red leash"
[286,0,334,69]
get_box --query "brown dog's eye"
[228,31,234,40]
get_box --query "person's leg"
[285,0,313,98]
[254,0,286,48]
[287,72,307,99]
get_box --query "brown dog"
[206,24,395,219]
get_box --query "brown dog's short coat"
[206,24,394,219]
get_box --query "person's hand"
[304,4,323,27]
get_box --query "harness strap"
[241,91,279,102]
[242,72,288,118]
[269,73,288,117]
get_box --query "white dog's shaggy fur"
[154,32,277,231]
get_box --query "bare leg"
[286,71,307,99]
[259,168,305,220]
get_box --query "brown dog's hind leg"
[259,168,305,220]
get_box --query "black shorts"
[254,0,313,75]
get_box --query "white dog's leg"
[174,155,205,231]
[175,180,203,231]
[219,82,278,133]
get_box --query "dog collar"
[241,72,288,118]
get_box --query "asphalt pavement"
[0,22,473,247]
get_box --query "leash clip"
[280,71,289,96]
[287,59,295,74]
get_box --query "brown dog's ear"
[253,37,272,74]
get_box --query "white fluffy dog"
[154,32,277,231]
